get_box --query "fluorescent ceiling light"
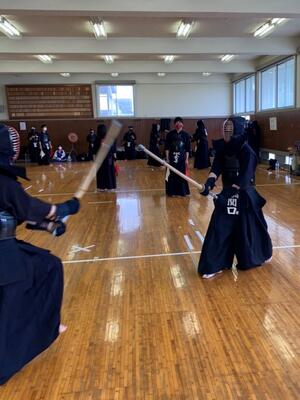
[221,54,234,63]
[271,18,287,25]
[164,55,175,64]
[90,19,107,39]
[254,18,287,38]
[202,72,211,76]
[157,72,166,77]
[103,55,114,64]
[36,55,53,64]
[60,72,71,77]
[254,22,275,37]
[0,16,22,38]
[177,21,194,39]
[111,72,119,77]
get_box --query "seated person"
[53,145,67,162]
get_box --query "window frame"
[95,83,136,118]
[258,56,296,112]
[233,74,256,115]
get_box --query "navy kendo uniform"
[165,117,190,197]
[0,124,79,384]
[198,117,272,277]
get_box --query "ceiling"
[0,0,299,76]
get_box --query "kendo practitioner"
[192,120,211,169]
[198,116,272,278]
[147,123,161,167]
[0,123,80,384]
[96,124,117,191]
[165,117,191,197]
[86,128,97,161]
[38,124,52,165]
[246,120,261,160]
[123,126,137,160]
[27,127,40,163]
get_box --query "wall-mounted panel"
[6,84,93,119]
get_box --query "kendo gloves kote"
[55,197,80,219]
[201,177,216,196]
[26,197,80,236]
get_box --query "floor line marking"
[63,250,200,264]
[88,201,115,204]
[256,182,300,187]
[62,244,300,265]
[31,180,300,198]
[184,234,194,250]
[188,219,195,226]
[115,188,165,193]
[31,189,165,197]
[273,244,300,249]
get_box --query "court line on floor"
[256,182,300,187]
[62,244,300,265]
[31,188,166,197]
[63,250,200,264]
[30,181,300,197]
[88,201,115,204]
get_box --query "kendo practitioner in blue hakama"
[123,126,137,160]
[38,124,52,165]
[27,127,40,163]
[0,124,80,384]
[198,117,272,278]
[165,117,191,197]
[86,128,97,161]
[147,123,161,167]
[96,124,117,191]
[192,120,211,169]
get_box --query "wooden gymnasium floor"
[1,160,300,400]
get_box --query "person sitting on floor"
[53,145,67,162]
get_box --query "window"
[259,57,295,111]
[268,152,275,160]
[261,67,276,110]
[233,75,255,114]
[278,59,295,108]
[245,75,255,112]
[241,115,251,120]
[96,85,134,117]
[234,80,245,114]
[285,156,292,165]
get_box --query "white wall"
[0,73,232,120]
[135,81,231,117]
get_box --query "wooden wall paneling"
[255,109,300,151]
[6,85,93,119]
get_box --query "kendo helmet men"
[223,116,246,142]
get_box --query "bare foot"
[59,324,67,334]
